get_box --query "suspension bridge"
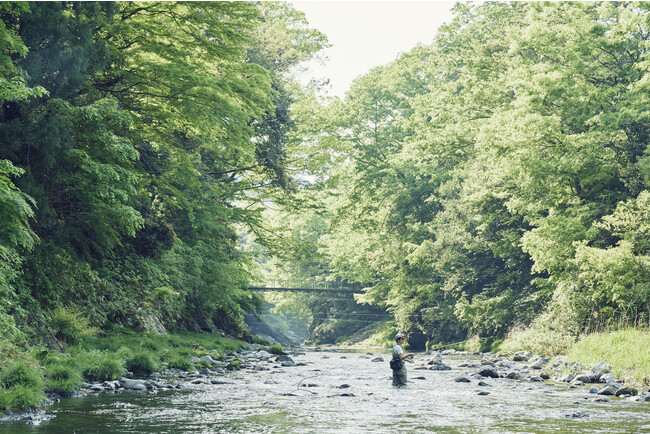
[247,279,363,293]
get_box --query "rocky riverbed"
[2,346,649,432]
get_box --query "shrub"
[125,353,157,376]
[166,355,193,372]
[269,344,284,355]
[81,353,123,382]
[0,385,46,411]
[49,307,99,346]
[251,336,270,345]
[45,364,83,396]
[0,362,42,389]
[198,359,212,368]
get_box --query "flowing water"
[2,349,649,433]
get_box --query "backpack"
[389,356,403,371]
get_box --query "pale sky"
[292,1,456,98]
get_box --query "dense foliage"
[2,1,649,356]
[272,1,650,349]
[0,1,327,345]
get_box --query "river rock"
[630,392,650,402]
[255,351,273,360]
[276,355,295,364]
[558,373,574,383]
[200,355,215,364]
[120,379,152,390]
[574,372,595,383]
[529,376,544,382]
[477,367,499,378]
[102,381,120,390]
[571,380,584,386]
[597,385,621,395]
[512,351,532,362]
[429,362,451,371]
[599,373,615,384]
[475,390,490,396]
[506,371,523,380]
[592,361,610,373]
[478,381,491,387]
[540,372,550,380]
[565,412,589,418]
[371,357,384,362]
[454,376,471,383]
[589,386,599,394]
[615,387,638,397]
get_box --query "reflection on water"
[2,350,649,433]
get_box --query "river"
[1,348,649,433]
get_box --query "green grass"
[79,352,124,382]
[566,328,650,389]
[0,385,46,411]
[125,353,158,376]
[0,331,247,413]
[165,354,194,371]
[269,344,284,355]
[45,363,83,396]
[0,362,46,411]
[0,362,43,389]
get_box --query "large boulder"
[477,367,499,378]
[598,384,622,395]
[120,379,152,390]
[573,371,596,383]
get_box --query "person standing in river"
[392,332,415,387]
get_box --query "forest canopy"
[1,1,649,352]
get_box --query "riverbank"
[497,327,650,390]
[0,331,257,414]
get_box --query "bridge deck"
[248,286,360,293]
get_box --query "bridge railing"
[248,279,362,292]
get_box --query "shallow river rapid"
[2,349,649,433]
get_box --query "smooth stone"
[477,367,499,378]
[592,362,610,373]
[597,385,619,395]
[615,387,638,397]
[454,376,471,383]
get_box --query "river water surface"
[2,349,649,433]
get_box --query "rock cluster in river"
[438,348,650,403]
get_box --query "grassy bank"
[498,326,650,390]
[566,328,650,390]
[0,331,249,413]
